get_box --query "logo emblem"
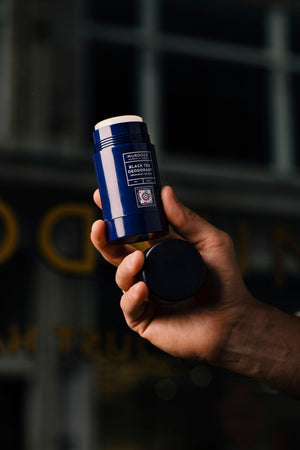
[135,187,156,207]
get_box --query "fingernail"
[91,221,97,233]
[91,219,103,233]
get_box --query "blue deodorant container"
[92,115,169,244]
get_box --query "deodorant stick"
[92,115,169,244]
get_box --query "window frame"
[82,0,300,179]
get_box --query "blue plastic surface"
[92,117,168,244]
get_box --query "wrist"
[216,296,300,397]
[217,296,267,373]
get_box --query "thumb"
[161,186,222,251]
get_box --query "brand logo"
[135,187,156,207]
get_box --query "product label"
[123,151,156,186]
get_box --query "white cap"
[94,115,143,130]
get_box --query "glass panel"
[161,53,269,165]
[0,4,4,137]
[0,380,24,449]
[290,73,300,166]
[162,0,265,47]
[86,0,138,26]
[290,12,300,53]
[84,42,138,140]
[0,251,31,335]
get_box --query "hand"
[90,185,255,363]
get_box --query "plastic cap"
[142,239,205,302]
[94,115,143,130]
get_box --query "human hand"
[90,185,256,364]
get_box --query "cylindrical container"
[92,115,169,244]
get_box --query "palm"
[126,261,248,363]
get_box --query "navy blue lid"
[142,239,205,302]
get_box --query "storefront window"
[161,53,269,164]
[290,73,300,167]
[290,11,300,53]
[161,0,265,46]
[86,0,138,26]
[85,42,138,136]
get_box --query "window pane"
[84,42,138,138]
[162,0,265,47]
[290,73,300,166]
[161,54,269,165]
[0,251,31,334]
[0,380,24,450]
[290,12,300,53]
[86,0,138,26]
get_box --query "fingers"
[93,189,102,209]
[117,253,151,330]
[90,219,135,267]
[91,187,175,266]
[161,186,228,253]
[93,187,177,245]
[115,250,145,292]
[91,185,232,269]
[120,281,151,330]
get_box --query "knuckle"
[218,229,233,246]
[216,230,234,251]
[206,229,233,251]
[177,206,200,231]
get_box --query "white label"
[123,151,156,186]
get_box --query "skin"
[91,185,300,398]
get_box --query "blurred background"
[0,0,300,449]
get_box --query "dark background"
[0,1,300,449]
